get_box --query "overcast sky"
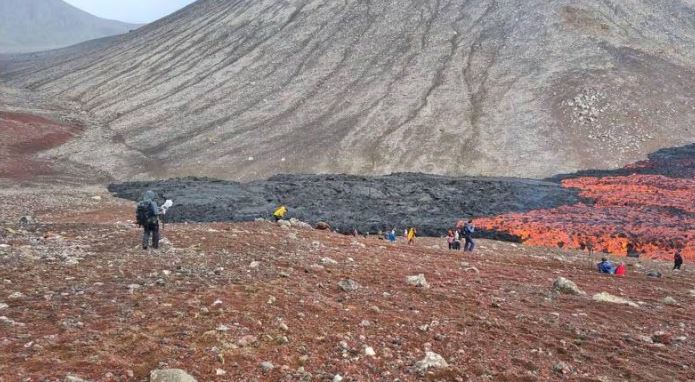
[63,0,196,24]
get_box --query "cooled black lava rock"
[109,173,581,237]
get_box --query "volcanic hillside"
[0,0,140,54]
[2,0,695,180]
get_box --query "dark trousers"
[143,222,160,249]
[674,262,682,270]
[464,237,475,252]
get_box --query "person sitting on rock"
[597,257,616,274]
[272,205,288,221]
[614,262,626,276]
[674,250,684,270]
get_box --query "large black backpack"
[135,201,154,226]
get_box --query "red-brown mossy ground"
[0,112,82,181]
[479,173,695,261]
[1,189,694,381]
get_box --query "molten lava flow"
[479,155,695,261]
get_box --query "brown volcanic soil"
[0,111,82,180]
[1,188,694,381]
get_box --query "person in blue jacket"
[597,257,616,274]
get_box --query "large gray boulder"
[149,369,197,382]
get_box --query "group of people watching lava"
[136,191,685,272]
[447,220,476,252]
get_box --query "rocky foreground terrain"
[2,0,694,180]
[1,186,694,381]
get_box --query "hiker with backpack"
[462,220,475,252]
[136,190,164,250]
[674,250,684,270]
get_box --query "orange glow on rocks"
[478,145,695,261]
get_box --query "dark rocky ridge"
[108,173,581,237]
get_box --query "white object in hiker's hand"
[161,199,173,214]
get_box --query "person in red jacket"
[614,263,626,276]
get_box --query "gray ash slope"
[0,0,140,54]
[108,173,580,236]
[3,0,695,181]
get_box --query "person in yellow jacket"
[272,205,288,221]
[407,227,416,245]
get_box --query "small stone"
[406,274,430,288]
[332,375,344,382]
[338,279,360,292]
[414,351,448,373]
[662,296,677,305]
[8,292,24,300]
[592,292,638,307]
[552,277,585,295]
[267,295,276,305]
[215,369,226,376]
[652,331,672,345]
[359,320,371,327]
[279,322,289,332]
[553,361,571,374]
[216,324,230,332]
[249,261,260,269]
[64,376,86,382]
[646,270,662,278]
[320,257,338,265]
[0,303,8,310]
[364,346,376,357]
[260,361,274,372]
[236,335,258,347]
[149,369,197,382]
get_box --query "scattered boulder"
[316,222,331,230]
[8,292,24,300]
[646,270,662,278]
[18,216,36,226]
[364,346,376,357]
[662,296,677,305]
[338,279,360,292]
[64,376,86,382]
[249,261,260,269]
[236,335,258,347]
[406,274,430,288]
[332,375,344,382]
[149,369,197,382]
[414,351,449,373]
[553,361,571,374]
[552,277,585,295]
[260,361,274,372]
[0,302,8,310]
[652,331,672,345]
[592,292,638,308]
[289,218,312,229]
[320,257,338,265]
[277,220,292,228]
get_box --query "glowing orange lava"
[479,172,695,261]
